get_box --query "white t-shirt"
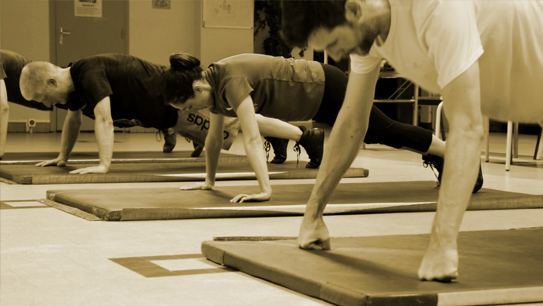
[351,0,543,123]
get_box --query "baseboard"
[8,121,50,133]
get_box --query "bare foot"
[418,243,459,282]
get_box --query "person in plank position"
[2,50,178,161]
[280,0,543,281]
[161,52,478,203]
[19,53,185,173]
[1,50,54,159]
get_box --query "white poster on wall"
[202,0,253,29]
[74,0,102,18]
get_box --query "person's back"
[474,0,543,122]
[69,53,178,130]
[205,53,325,121]
[0,49,52,110]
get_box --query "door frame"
[48,0,130,132]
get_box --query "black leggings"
[313,63,432,153]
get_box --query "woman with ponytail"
[162,53,478,204]
[163,53,326,203]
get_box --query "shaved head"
[19,62,57,101]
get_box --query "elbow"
[205,132,223,150]
[96,116,114,129]
[245,135,262,148]
[68,114,82,126]
[0,103,9,114]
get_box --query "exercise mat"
[202,228,543,306]
[0,151,246,165]
[0,160,367,184]
[45,181,543,221]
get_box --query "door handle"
[59,27,71,45]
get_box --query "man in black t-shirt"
[1,50,53,159]
[19,54,179,174]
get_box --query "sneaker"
[473,164,484,193]
[297,126,324,168]
[161,128,177,153]
[191,142,204,157]
[422,154,484,193]
[265,137,289,164]
[422,154,444,185]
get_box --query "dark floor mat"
[45,181,542,220]
[202,229,543,306]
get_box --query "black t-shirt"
[68,54,178,129]
[0,49,53,111]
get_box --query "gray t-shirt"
[205,54,325,121]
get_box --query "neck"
[58,68,75,93]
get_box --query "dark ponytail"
[169,53,201,71]
[162,52,204,105]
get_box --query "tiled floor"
[1,129,542,306]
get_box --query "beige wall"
[200,27,253,67]
[129,0,201,66]
[1,0,52,122]
[0,0,253,128]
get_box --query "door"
[51,0,128,131]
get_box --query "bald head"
[19,62,57,102]
[20,62,72,107]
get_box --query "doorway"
[50,0,128,131]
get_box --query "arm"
[418,61,484,281]
[299,65,380,250]
[35,108,82,167]
[232,95,272,203]
[69,96,114,174]
[179,111,224,190]
[205,112,225,187]
[0,79,9,158]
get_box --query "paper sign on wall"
[74,0,102,18]
[202,0,253,29]
[153,0,171,10]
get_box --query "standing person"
[280,0,543,282]
[19,53,180,173]
[161,53,476,203]
[1,50,53,159]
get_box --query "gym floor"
[1,128,542,306]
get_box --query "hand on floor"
[35,157,67,167]
[69,165,108,174]
[230,192,271,203]
[180,182,214,191]
[298,216,331,250]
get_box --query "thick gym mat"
[0,161,367,184]
[45,181,543,221]
[202,228,543,306]
[0,151,246,165]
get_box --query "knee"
[365,121,406,148]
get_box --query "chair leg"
[434,101,447,140]
[513,122,519,158]
[505,121,513,171]
[440,114,446,141]
[483,116,490,162]
[435,102,442,139]
[535,125,543,160]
